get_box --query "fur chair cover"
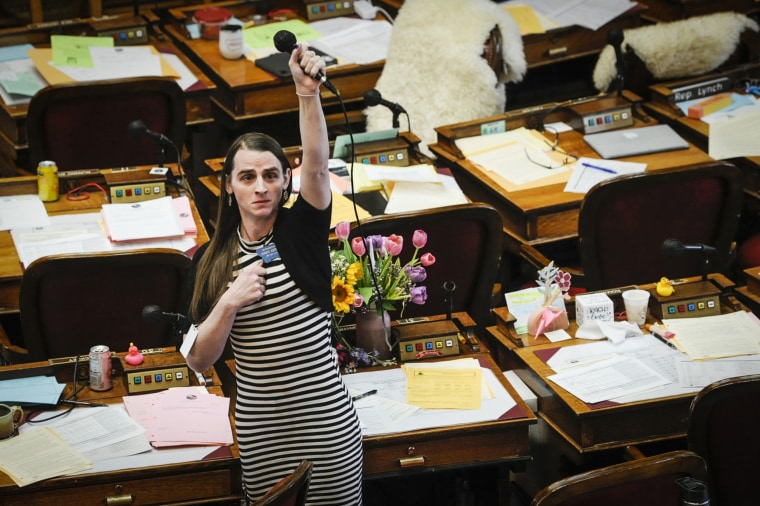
[365,0,526,155]
[593,12,759,93]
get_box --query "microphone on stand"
[128,119,178,169]
[273,30,338,95]
[363,89,407,129]
[608,27,626,97]
[662,238,717,281]
[142,304,191,333]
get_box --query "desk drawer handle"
[547,46,568,57]
[105,485,134,505]
[398,456,427,468]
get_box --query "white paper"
[0,194,50,231]
[663,311,760,360]
[383,174,468,214]
[309,20,392,65]
[708,104,760,159]
[563,157,647,194]
[101,196,184,242]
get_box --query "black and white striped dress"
[231,230,363,505]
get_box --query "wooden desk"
[221,312,536,498]
[0,17,215,173]
[429,95,714,258]
[644,63,760,210]
[488,274,741,450]
[638,0,760,22]
[162,2,383,138]
[0,168,209,316]
[0,351,242,505]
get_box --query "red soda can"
[89,345,113,391]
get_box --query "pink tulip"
[420,252,436,266]
[385,235,403,256]
[351,237,366,256]
[336,221,350,241]
[412,229,427,248]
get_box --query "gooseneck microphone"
[363,89,407,129]
[142,304,191,333]
[662,238,717,281]
[662,239,717,256]
[273,30,338,95]
[608,27,626,96]
[128,119,171,145]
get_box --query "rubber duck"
[125,342,144,366]
[656,277,676,297]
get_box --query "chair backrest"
[688,374,760,506]
[347,203,503,329]
[20,248,191,362]
[26,76,186,172]
[578,161,742,291]
[252,460,312,506]
[531,450,709,506]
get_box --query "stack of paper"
[122,387,233,447]
[101,196,185,243]
[172,195,198,237]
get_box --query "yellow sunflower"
[346,262,363,286]
[332,276,355,314]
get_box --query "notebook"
[583,124,689,159]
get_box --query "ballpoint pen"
[581,162,618,175]
[60,399,108,407]
[351,389,377,401]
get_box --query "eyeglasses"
[524,126,578,170]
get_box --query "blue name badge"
[257,243,280,264]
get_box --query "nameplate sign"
[670,77,731,104]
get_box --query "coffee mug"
[219,24,244,60]
[0,403,23,439]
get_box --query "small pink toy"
[125,342,144,366]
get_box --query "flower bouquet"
[527,262,571,337]
[330,221,436,371]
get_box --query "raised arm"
[289,43,331,210]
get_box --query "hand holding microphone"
[273,30,338,95]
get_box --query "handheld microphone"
[273,30,338,95]
[364,88,407,129]
[608,27,625,96]
[142,304,191,333]
[662,239,717,256]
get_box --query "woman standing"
[184,43,363,505]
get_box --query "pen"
[582,162,618,175]
[651,331,679,351]
[60,399,108,407]
[352,389,377,401]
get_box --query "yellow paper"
[347,163,383,193]
[405,367,482,410]
[502,5,546,35]
[331,191,370,228]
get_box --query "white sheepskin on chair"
[365,0,526,155]
[594,12,759,92]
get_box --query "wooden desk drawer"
[2,468,241,506]
[363,425,531,476]
[523,15,640,68]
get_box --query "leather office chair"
[531,450,709,506]
[252,460,312,506]
[26,76,186,173]
[523,161,743,291]
[347,203,503,330]
[19,248,191,362]
[688,374,760,506]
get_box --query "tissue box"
[575,293,614,327]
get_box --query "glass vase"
[355,307,393,360]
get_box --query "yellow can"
[37,160,59,202]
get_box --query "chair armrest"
[0,324,29,365]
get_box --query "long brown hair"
[189,132,292,322]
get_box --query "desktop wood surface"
[429,96,714,256]
[222,312,537,479]
[0,17,215,169]
[486,273,743,457]
[162,2,383,127]
[0,351,242,506]
[0,167,209,315]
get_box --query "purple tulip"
[405,265,427,283]
[410,286,428,305]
